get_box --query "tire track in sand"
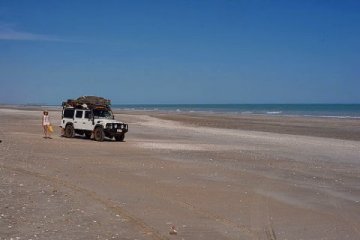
[248,158,276,240]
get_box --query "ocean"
[112,104,360,119]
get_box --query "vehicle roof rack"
[62,96,111,110]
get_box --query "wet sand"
[1,108,360,239]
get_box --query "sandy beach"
[1,107,360,240]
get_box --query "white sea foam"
[266,111,282,114]
[304,115,360,119]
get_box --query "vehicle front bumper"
[104,123,128,136]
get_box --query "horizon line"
[1,102,360,106]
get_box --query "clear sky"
[0,0,359,104]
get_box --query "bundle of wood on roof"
[62,96,111,109]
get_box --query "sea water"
[112,104,360,119]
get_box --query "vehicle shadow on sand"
[60,135,126,143]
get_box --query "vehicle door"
[82,110,93,131]
[74,110,84,129]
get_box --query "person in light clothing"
[42,111,52,139]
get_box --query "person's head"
[43,111,48,115]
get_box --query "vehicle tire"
[84,132,92,139]
[94,127,104,142]
[115,134,125,142]
[64,124,75,138]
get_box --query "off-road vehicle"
[60,96,128,141]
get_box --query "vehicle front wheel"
[64,124,75,138]
[115,134,125,142]
[94,127,104,142]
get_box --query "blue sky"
[0,0,359,104]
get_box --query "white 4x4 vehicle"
[60,97,128,142]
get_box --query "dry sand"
[0,108,359,240]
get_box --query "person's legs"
[43,125,48,138]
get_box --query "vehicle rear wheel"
[115,134,125,142]
[64,124,74,138]
[94,127,104,142]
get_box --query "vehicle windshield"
[93,109,113,119]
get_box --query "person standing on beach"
[42,111,52,139]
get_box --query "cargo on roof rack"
[62,96,111,109]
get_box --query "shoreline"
[145,111,360,141]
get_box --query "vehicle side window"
[63,109,74,118]
[75,110,83,118]
[84,111,91,119]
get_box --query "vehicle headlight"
[114,124,117,128]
